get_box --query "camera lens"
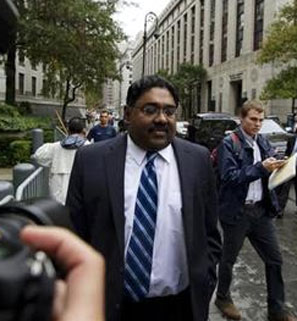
[0,216,30,259]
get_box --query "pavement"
[0,168,296,320]
[209,187,297,320]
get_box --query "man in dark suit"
[66,75,221,321]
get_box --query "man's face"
[241,109,264,137]
[125,87,177,151]
[100,112,109,126]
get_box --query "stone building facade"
[0,53,86,119]
[102,42,134,118]
[132,0,292,121]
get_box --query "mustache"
[148,124,169,133]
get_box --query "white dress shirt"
[241,128,263,203]
[124,135,189,297]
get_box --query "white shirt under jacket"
[124,135,189,297]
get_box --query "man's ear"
[124,105,132,124]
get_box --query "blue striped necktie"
[124,152,158,301]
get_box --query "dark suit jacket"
[66,134,222,321]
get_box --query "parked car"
[186,113,238,151]
[176,121,189,138]
[265,115,281,125]
[187,113,292,158]
[259,119,293,158]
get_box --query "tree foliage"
[7,0,125,121]
[157,63,206,119]
[260,67,297,100]
[257,1,297,106]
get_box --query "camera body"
[0,198,72,321]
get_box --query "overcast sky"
[115,0,171,41]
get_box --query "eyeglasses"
[139,104,177,118]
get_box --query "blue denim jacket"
[217,128,280,225]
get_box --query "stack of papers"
[268,154,297,190]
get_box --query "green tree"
[4,0,124,121]
[257,0,297,112]
[158,63,206,119]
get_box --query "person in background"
[20,225,105,321]
[215,100,295,321]
[276,124,297,217]
[67,75,221,321]
[108,111,115,126]
[33,117,88,205]
[87,110,117,142]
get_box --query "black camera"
[0,198,73,321]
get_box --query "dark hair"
[240,100,264,118]
[126,75,179,107]
[67,117,85,134]
[100,110,109,115]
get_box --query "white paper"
[268,153,297,190]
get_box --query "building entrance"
[230,80,242,115]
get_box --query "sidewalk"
[209,193,297,320]
[0,167,12,181]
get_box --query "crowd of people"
[27,75,296,321]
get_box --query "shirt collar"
[240,126,258,145]
[127,134,172,166]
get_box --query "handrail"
[0,194,14,206]
[15,166,48,201]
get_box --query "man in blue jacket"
[215,100,296,321]
[87,110,117,142]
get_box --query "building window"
[32,76,37,96]
[191,35,195,64]
[150,47,154,74]
[154,43,157,73]
[177,20,181,67]
[235,0,244,57]
[166,30,170,70]
[199,0,204,65]
[254,0,264,51]
[171,25,175,73]
[191,6,196,63]
[221,0,228,62]
[209,43,214,67]
[209,0,215,66]
[19,73,24,95]
[183,13,188,62]
[191,6,196,34]
[157,40,161,71]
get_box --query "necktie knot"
[146,152,158,165]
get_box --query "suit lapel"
[172,138,194,248]
[105,134,127,255]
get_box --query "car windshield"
[260,119,286,134]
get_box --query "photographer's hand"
[20,226,105,321]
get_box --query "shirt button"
[115,303,120,309]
